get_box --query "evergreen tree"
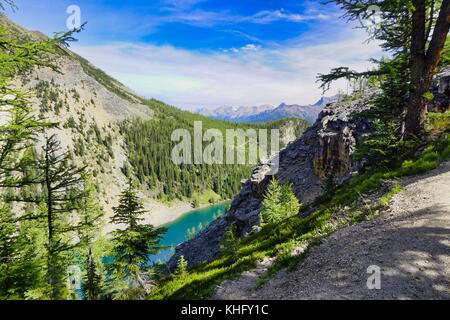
[109,182,166,299]
[259,179,283,225]
[319,0,450,137]
[36,134,86,299]
[259,179,300,226]
[280,183,301,218]
[186,228,193,240]
[174,256,188,278]
[78,175,104,300]
[0,204,47,299]
[0,1,85,299]
[220,223,239,259]
[83,247,102,300]
[0,205,17,297]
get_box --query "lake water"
[148,202,230,264]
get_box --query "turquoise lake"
[148,202,230,264]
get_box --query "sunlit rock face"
[167,92,376,271]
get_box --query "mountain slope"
[3,16,310,228]
[215,162,450,299]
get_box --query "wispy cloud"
[223,29,263,44]
[247,9,330,24]
[162,0,205,11]
[72,28,383,110]
[153,8,331,27]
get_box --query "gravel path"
[214,162,450,300]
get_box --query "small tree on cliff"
[174,256,188,278]
[220,223,240,260]
[259,179,300,226]
[319,0,450,137]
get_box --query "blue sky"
[5,0,384,109]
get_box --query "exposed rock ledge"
[167,93,376,271]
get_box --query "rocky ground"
[214,162,450,300]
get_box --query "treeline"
[120,99,309,201]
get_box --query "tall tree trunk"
[44,138,58,300]
[405,0,450,137]
[405,0,427,137]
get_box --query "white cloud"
[72,28,383,110]
[225,44,262,53]
[148,7,332,28]
[247,9,330,24]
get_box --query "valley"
[1,15,309,230]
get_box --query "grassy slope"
[149,119,450,300]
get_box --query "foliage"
[319,1,450,136]
[220,224,239,259]
[426,112,450,132]
[174,256,188,278]
[354,55,414,170]
[259,179,300,226]
[439,36,450,67]
[379,184,402,207]
[108,182,166,299]
[77,175,105,300]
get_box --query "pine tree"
[259,178,282,225]
[280,183,301,218]
[259,179,300,226]
[83,247,102,300]
[78,175,104,300]
[174,256,188,278]
[109,181,166,298]
[319,0,450,137]
[37,134,86,299]
[220,224,239,259]
[0,205,18,297]
[0,1,85,299]
[0,204,47,299]
[186,228,193,240]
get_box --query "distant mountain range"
[197,96,339,124]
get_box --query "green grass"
[379,183,402,207]
[148,133,450,300]
[191,189,222,206]
[426,112,450,132]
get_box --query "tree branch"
[317,67,386,91]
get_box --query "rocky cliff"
[168,92,376,270]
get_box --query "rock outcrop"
[429,66,450,112]
[167,92,376,271]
